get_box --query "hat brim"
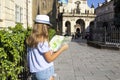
[34,20,52,26]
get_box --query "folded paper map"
[50,35,65,52]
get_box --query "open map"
[50,35,65,52]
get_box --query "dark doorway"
[65,21,71,36]
[76,19,85,38]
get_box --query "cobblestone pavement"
[54,38,120,80]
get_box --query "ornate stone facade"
[58,0,96,37]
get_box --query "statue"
[75,1,81,14]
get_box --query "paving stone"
[54,38,120,80]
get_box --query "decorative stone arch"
[62,15,95,36]
[75,19,85,38]
[64,21,71,36]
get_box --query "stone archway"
[65,21,71,36]
[76,19,85,38]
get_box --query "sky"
[58,0,105,8]
[87,0,105,8]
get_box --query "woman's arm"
[44,44,69,63]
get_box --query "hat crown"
[36,15,49,22]
[35,15,52,26]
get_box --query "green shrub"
[0,23,56,80]
[0,23,31,80]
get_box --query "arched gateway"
[59,0,96,38]
[75,19,85,37]
[64,21,71,36]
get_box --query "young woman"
[26,15,68,80]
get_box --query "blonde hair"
[26,23,49,47]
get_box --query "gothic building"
[88,0,120,48]
[32,0,57,28]
[93,0,115,42]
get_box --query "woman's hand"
[60,44,69,52]
[44,44,69,63]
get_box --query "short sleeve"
[37,41,50,54]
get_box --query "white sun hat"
[35,15,52,26]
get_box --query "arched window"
[0,0,2,20]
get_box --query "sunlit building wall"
[0,0,32,28]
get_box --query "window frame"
[15,4,23,23]
[0,0,2,20]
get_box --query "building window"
[15,4,23,23]
[0,5,1,19]
[0,0,2,20]
[20,7,23,22]
[85,10,89,14]
[15,5,20,22]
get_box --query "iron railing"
[89,26,120,48]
